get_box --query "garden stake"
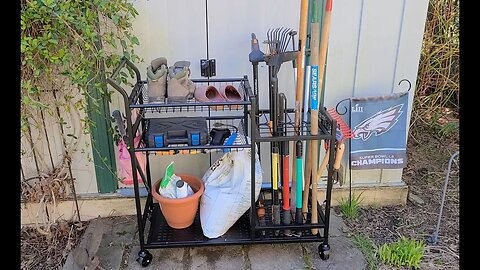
[427,150,459,245]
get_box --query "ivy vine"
[21,0,140,202]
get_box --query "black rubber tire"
[318,244,330,260]
[137,250,153,267]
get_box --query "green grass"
[377,237,426,269]
[437,120,459,138]
[338,192,363,219]
[352,233,379,270]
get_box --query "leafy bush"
[377,237,426,269]
[20,0,139,202]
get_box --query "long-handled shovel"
[308,0,321,234]
[310,0,333,235]
[292,0,310,227]
[302,0,319,220]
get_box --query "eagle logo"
[352,104,404,141]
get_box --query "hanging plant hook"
[398,79,412,92]
[335,98,351,116]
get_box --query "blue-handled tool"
[223,132,238,153]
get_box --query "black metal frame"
[106,57,336,264]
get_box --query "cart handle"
[111,57,141,83]
[106,57,142,100]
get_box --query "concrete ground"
[63,211,366,270]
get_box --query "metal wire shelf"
[254,107,334,142]
[134,112,250,155]
[130,78,252,114]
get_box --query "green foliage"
[20,1,139,142]
[21,0,139,121]
[414,0,459,127]
[436,120,459,138]
[20,0,140,198]
[352,233,378,270]
[338,192,363,219]
[377,237,426,269]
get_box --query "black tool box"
[146,117,209,147]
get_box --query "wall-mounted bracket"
[200,59,216,77]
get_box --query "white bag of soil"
[200,136,262,238]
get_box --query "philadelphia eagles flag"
[350,92,409,170]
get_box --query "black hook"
[335,98,351,116]
[398,79,412,92]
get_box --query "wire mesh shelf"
[129,78,252,114]
[135,114,251,155]
[254,107,334,141]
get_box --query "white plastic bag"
[200,136,262,238]
[157,163,194,199]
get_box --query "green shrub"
[338,193,363,219]
[377,237,426,269]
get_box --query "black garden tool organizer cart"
[106,57,337,267]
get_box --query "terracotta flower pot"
[152,174,204,229]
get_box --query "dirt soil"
[339,120,460,270]
[20,220,89,270]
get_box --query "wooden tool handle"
[302,141,312,216]
[333,142,345,170]
[316,149,330,182]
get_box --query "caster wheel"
[318,244,330,260]
[137,250,153,267]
